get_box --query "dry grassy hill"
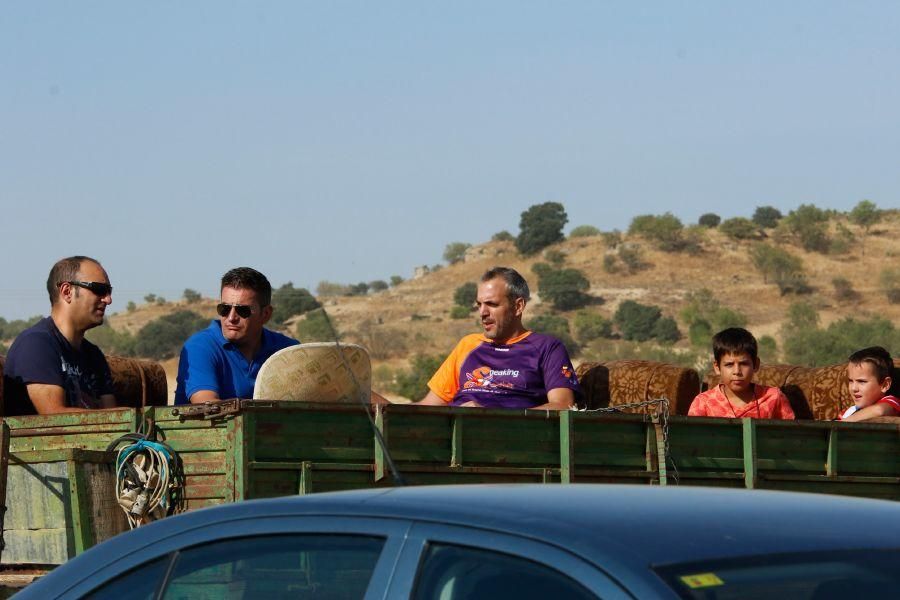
[104,211,900,401]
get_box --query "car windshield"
[654,549,900,600]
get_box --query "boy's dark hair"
[481,266,530,303]
[220,267,272,307]
[712,327,758,363]
[848,346,894,383]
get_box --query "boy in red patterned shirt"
[688,327,795,420]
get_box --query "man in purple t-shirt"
[417,267,580,410]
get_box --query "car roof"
[100,484,900,567]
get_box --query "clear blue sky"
[2,2,898,319]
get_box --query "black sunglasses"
[67,281,113,297]
[216,303,256,319]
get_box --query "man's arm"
[843,402,900,422]
[415,390,450,406]
[530,388,574,410]
[26,384,118,414]
[189,389,221,404]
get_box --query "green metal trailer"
[1,401,898,576]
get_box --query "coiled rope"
[107,431,184,528]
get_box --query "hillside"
[96,210,900,401]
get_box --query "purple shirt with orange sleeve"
[427,331,581,408]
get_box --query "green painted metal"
[374,406,385,481]
[742,419,757,489]
[450,414,463,468]
[2,401,900,569]
[65,458,93,554]
[559,410,573,484]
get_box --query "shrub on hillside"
[295,309,337,343]
[453,282,477,309]
[573,311,613,342]
[749,244,810,295]
[849,199,881,234]
[613,300,662,342]
[618,245,647,273]
[133,311,207,360]
[543,249,566,266]
[569,225,601,238]
[629,213,686,252]
[515,202,568,255]
[182,288,202,303]
[651,316,681,343]
[758,335,778,361]
[85,322,136,356]
[0,315,41,341]
[602,230,622,249]
[394,354,444,400]
[126,301,137,312]
[443,242,471,265]
[389,275,404,287]
[492,230,515,242]
[602,254,618,274]
[831,277,859,302]
[271,283,321,326]
[752,206,783,229]
[369,280,389,292]
[880,267,900,304]
[719,217,760,240]
[538,268,591,311]
[449,305,471,319]
[317,281,349,296]
[531,262,553,278]
[698,213,721,228]
[781,312,900,367]
[527,314,579,355]
[785,204,831,252]
[680,288,747,340]
[347,282,370,296]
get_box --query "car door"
[22,515,413,600]
[383,522,636,599]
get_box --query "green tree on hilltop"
[538,268,591,311]
[443,242,471,265]
[516,202,568,255]
[752,206,783,229]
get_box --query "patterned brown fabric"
[577,360,700,415]
[702,359,900,421]
[106,355,168,408]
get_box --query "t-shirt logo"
[464,366,494,388]
[561,365,573,378]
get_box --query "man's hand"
[530,388,575,410]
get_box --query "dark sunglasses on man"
[66,281,113,297]
[216,303,256,319]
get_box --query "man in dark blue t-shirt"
[3,256,116,416]
[174,267,298,404]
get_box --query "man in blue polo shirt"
[174,267,298,404]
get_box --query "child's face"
[714,352,760,396]
[847,362,891,409]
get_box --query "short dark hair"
[46,256,102,305]
[481,266,530,303]
[848,346,894,383]
[712,327,758,363]
[220,267,272,307]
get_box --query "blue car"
[16,485,900,599]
